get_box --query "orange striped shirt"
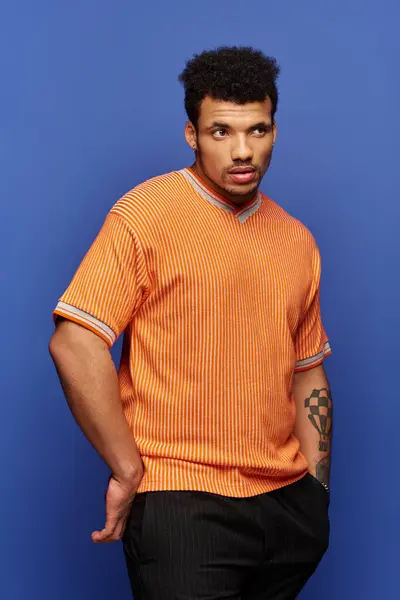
[53,168,331,497]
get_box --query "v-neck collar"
[180,167,262,224]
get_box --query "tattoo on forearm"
[304,387,332,452]
[305,387,332,486]
[316,455,330,486]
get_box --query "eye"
[252,127,267,136]
[213,129,228,138]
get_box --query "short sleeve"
[294,244,332,372]
[53,211,151,347]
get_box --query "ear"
[184,121,198,151]
[272,120,278,146]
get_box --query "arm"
[49,318,143,541]
[293,364,333,489]
[49,318,143,480]
[50,211,151,542]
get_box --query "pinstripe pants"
[123,473,330,599]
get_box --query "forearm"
[49,321,143,481]
[292,364,333,487]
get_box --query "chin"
[219,172,261,198]
[224,183,259,198]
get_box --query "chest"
[145,216,311,335]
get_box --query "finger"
[95,512,129,543]
[91,515,118,543]
[91,529,111,543]
[112,517,129,541]
[91,528,115,543]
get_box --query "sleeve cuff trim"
[54,302,116,346]
[295,342,332,372]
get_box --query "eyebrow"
[207,121,272,131]
[249,121,272,131]
[207,121,230,130]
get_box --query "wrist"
[308,469,331,494]
[319,480,331,495]
[113,457,144,484]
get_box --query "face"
[185,96,277,206]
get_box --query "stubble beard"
[195,146,273,201]
[221,173,260,198]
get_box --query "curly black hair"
[178,46,280,127]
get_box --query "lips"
[229,168,256,184]
[229,167,255,174]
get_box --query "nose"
[231,135,253,163]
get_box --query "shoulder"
[109,170,187,232]
[261,193,319,253]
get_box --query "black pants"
[123,473,330,599]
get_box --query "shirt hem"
[136,470,309,498]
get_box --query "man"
[49,46,333,599]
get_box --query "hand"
[91,468,143,543]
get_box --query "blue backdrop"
[2,1,399,598]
